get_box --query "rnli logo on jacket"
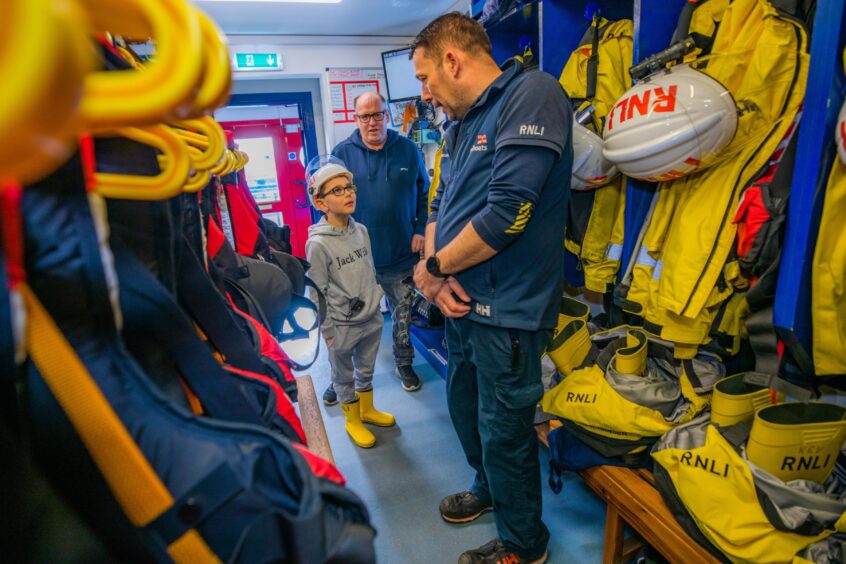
[679,451,729,478]
[470,134,488,152]
[565,392,597,404]
[519,125,545,136]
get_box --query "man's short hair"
[410,12,492,62]
[353,91,386,110]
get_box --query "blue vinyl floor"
[306,317,608,564]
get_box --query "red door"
[220,118,312,257]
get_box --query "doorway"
[217,92,320,258]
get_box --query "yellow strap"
[21,283,219,562]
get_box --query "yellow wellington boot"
[358,390,395,427]
[341,399,376,448]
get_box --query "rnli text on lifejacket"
[565,392,597,404]
[679,451,730,477]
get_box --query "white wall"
[226,35,414,152]
[222,77,326,154]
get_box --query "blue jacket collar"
[466,58,523,115]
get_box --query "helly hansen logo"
[565,392,597,404]
[607,85,678,131]
[335,247,368,269]
[519,125,545,136]
[680,451,729,478]
[475,303,491,317]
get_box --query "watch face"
[427,256,441,277]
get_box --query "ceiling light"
[201,0,341,3]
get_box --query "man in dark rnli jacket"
[412,13,573,564]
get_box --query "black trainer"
[396,365,421,392]
[439,491,492,523]
[322,383,338,406]
[458,539,548,564]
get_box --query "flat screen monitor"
[381,47,420,102]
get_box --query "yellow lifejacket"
[541,325,716,445]
[811,149,846,375]
[653,424,846,563]
[428,139,445,215]
[623,0,809,356]
[559,19,632,293]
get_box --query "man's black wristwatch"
[426,254,448,278]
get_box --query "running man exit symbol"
[234,53,283,71]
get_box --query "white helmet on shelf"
[836,96,846,165]
[571,122,619,190]
[602,64,738,182]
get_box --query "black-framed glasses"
[320,184,358,198]
[355,111,386,123]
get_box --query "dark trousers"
[445,317,551,560]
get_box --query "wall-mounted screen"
[381,47,420,103]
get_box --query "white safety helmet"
[836,97,846,165]
[571,122,619,190]
[305,154,352,206]
[602,64,738,182]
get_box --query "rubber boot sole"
[346,428,375,448]
[360,416,395,427]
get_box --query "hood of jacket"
[343,128,403,182]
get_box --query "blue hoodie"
[333,128,429,273]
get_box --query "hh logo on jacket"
[335,247,368,269]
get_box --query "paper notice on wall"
[326,67,390,146]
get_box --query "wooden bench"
[537,420,719,564]
[295,375,334,463]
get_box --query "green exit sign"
[234,52,282,71]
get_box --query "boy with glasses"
[329,91,430,403]
[306,161,395,448]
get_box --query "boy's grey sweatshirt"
[306,216,384,341]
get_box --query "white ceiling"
[197,0,468,36]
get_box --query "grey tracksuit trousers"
[328,312,384,404]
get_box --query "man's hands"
[414,259,444,300]
[434,278,471,318]
[411,234,425,253]
[414,260,471,319]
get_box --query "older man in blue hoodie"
[326,91,429,401]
